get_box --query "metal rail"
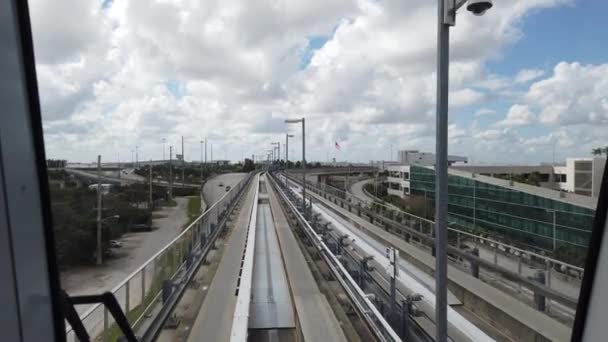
[282,173,580,309]
[268,174,402,342]
[230,174,260,341]
[65,173,255,342]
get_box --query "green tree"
[242,158,255,172]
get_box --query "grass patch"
[185,196,202,227]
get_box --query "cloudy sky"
[30,0,608,164]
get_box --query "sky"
[29,0,608,164]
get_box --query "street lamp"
[435,1,493,341]
[271,142,280,163]
[285,118,305,213]
[286,134,294,169]
[200,139,204,183]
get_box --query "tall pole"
[96,155,102,265]
[302,118,306,214]
[435,0,449,340]
[286,134,289,169]
[205,137,208,163]
[200,140,204,182]
[169,146,173,200]
[181,136,185,185]
[149,162,153,209]
[162,138,166,160]
[136,145,139,168]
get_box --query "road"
[203,173,247,207]
[350,178,375,205]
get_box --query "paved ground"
[61,197,190,309]
[187,176,257,342]
[350,178,374,205]
[203,173,247,207]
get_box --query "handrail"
[288,172,584,272]
[230,174,260,341]
[269,174,401,342]
[282,173,580,309]
[65,172,254,339]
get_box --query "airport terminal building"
[385,155,602,251]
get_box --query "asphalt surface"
[187,178,257,342]
[203,173,247,207]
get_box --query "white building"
[397,150,468,166]
[386,165,412,197]
[451,157,607,198]
[369,160,401,171]
[554,157,606,197]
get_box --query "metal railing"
[295,173,584,277]
[269,174,401,342]
[282,173,580,310]
[65,173,254,342]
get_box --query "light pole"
[545,209,557,251]
[96,155,102,265]
[286,134,294,170]
[434,1,493,341]
[96,214,120,265]
[200,139,204,182]
[272,142,280,164]
[162,138,166,161]
[285,118,305,213]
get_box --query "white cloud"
[513,68,545,84]
[496,104,535,127]
[29,0,580,163]
[524,62,608,125]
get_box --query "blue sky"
[489,0,608,74]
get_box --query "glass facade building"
[409,165,595,251]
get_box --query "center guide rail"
[268,173,401,342]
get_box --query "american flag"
[335,141,341,150]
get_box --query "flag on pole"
[335,141,341,150]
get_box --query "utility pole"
[205,137,208,164]
[136,145,139,168]
[286,134,289,169]
[434,0,449,337]
[149,162,153,210]
[181,136,185,185]
[169,146,173,200]
[201,140,204,184]
[96,155,102,265]
[162,138,166,160]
